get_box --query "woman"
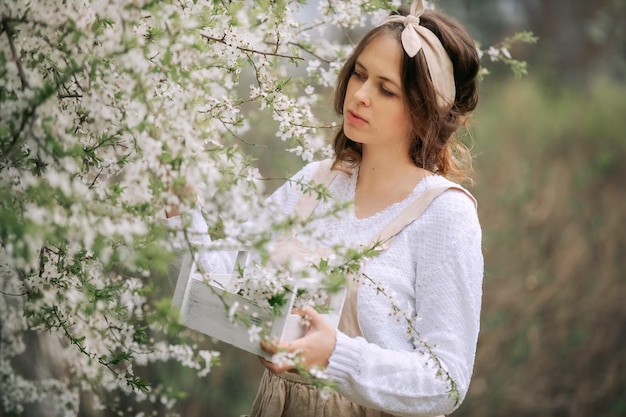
[167,1,482,416]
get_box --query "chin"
[343,125,360,142]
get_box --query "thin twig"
[201,33,304,61]
[0,289,28,296]
[58,93,83,99]
[287,42,332,64]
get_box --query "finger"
[259,356,279,371]
[292,304,316,317]
[293,305,331,331]
[259,355,295,374]
[260,339,279,354]
[275,340,300,353]
[291,305,318,328]
[259,356,282,373]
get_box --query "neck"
[358,145,424,187]
[352,146,431,219]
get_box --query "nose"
[354,82,372,106]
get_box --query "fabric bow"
[379,0,456,108]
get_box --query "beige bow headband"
[379,0,456,108]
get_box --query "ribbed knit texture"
[167,160,483,417]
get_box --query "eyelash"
[352,70,395,97]
[352,70,365,80]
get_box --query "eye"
[381,87,395,97]
[352,70,366,80]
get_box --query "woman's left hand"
[259,305,337,374]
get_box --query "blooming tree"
[0,0,534,415]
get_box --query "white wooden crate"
[172,250,346,359]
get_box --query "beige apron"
[244,160,473,417]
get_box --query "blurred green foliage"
[458,75,626,417]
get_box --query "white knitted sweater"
[167,160,483,417]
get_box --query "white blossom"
[0,0,507,414]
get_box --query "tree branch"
[201,33,304,61]
[0,289,28,296]
[287,42,332,64]
[1,17,29,90]
[58,93,83,99]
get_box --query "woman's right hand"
[258,305,337,374]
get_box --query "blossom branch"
[200,33,304,61]
[361,272,461,405]
[288,42,333,64]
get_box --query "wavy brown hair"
[332,8,480,184]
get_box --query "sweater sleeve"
[162,161,320,288]
[162,206,235,288]
[326,189,484,417]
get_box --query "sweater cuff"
[326,331,363,386]
[159,208,209,250]
[160,213,184,228]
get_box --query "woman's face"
[343,33,413,153]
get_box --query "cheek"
[344,80,356,104]
[342,91,350,114]
[391,107,412,135]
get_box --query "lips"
[346,110,368,126]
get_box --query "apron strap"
[372,184,477,251]
[337,275,363,337]
[341,183,477,338]
[293,159,339,220]
[290,162,478,342]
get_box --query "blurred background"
[212,1,626,416]
[8,0,625,416]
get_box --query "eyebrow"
[355,61,401,91]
